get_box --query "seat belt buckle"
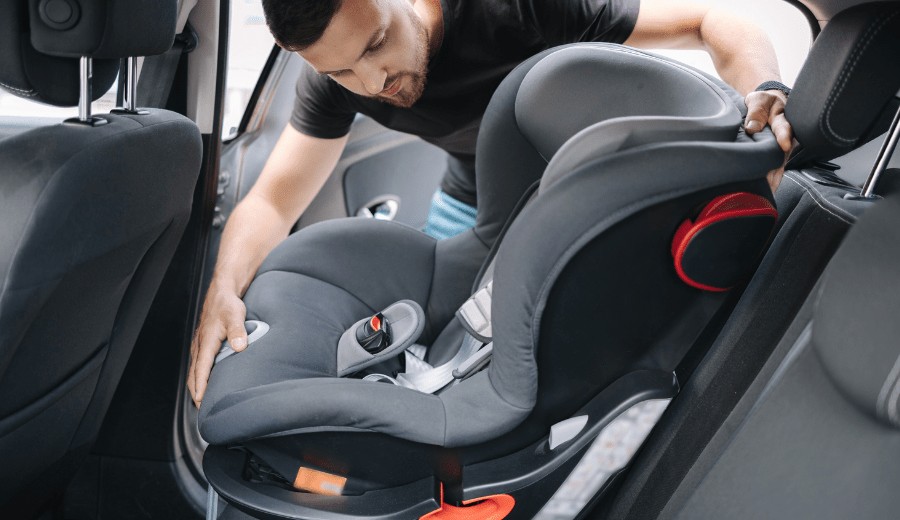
[456,281,493,343]
[452,343,493,380]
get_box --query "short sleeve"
[526,0,640,47]
[289,59,357,139]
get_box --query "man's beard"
[377,13,429,108]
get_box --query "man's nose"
[356,61,387,95]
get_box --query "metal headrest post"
[112,56,150,115]
[68,56,108,126]
[859,101,900,198]
[126,57,137,111]
[78,56,92,122]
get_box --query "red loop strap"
[420,484,515,520]
[672,192,777,292]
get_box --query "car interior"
[0,0,898,519]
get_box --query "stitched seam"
[820,11,899,145]
[785,172,855,221]
[876,352,900,421]
[876,352,900,423]
[887,366,900,426]
[783,174,854,224]
[0,80,37,96]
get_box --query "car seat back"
[603,3,900,517]
[0,0,200,514]
[662,170,900,520]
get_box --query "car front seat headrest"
[0,0,178,107]
[786,2,900,165]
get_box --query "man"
[188,0,794,407]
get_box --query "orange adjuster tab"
[292,467,347,496]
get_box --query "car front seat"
[199,44,784,519]
[0,0,201,516]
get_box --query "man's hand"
[188,282,249,408]
[744,89,792,153]
[744,90,793,194]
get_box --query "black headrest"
[28,0,178,59]
[786,2,900,164]
[814,170,900,429]
[0,0,178,107]
[0,0,117,106]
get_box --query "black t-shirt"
[290,0,640,206]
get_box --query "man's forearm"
[699,8,781,96]
[210,194,296,298]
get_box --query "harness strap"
[365,281,496,393]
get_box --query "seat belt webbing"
[363,281,495,394]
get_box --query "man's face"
[299,0,430,108]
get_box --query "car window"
[652,0,812,86]
[222,0,275,140]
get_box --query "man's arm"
[188,125,349,407]
[624,0,793,163]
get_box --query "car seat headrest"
[473,44,746,247]
[28,0,178,59]
[813,170,900,430]
[786,2,900,165]
[0,0,117,106]
[517,45,738,165]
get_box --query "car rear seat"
[601,3,900,518]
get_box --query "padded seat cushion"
[200,219,482,445]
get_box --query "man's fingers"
[192,330,223,406]
[743,92,775,135]
[187,334,201,407]
[226,321,249,352]
[769,110,794,153]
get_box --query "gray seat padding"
[199,43,783,450]
[0,0,199,514]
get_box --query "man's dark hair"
[261,0,344,51]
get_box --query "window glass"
[222,0,275,140]
[651,0,812,87]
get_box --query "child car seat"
[199,44,784,519]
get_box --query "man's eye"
[368,35,388,53]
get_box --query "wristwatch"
[755,80,791,96]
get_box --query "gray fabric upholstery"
[786,2,900,163]
[517,45,738,169]
[490,136,782,411]
[672,331,900,520]
[0,109,201,509]
[0,4,199,512]
[814,173,900,428]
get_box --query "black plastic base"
[63,116,108,127]
[203,370,677,519]
[111,108,151,115]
